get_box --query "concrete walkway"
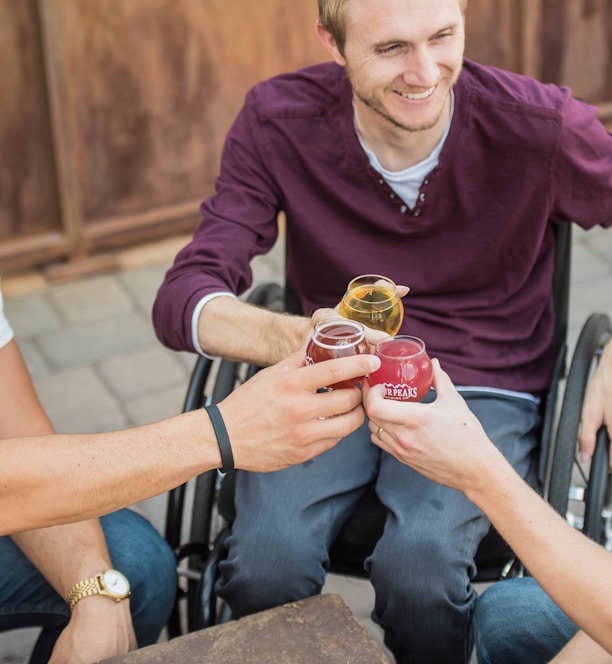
[1,226,611,662]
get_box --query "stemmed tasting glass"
[338,274,404,336]
[305,319,370,390]
[368,335,433,401]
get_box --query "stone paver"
[117,264,171,315]
[3,296,62,338]
[36,313,157,369]
[124,384,191,428]
[98,346,187,400]
[33,366,130,434]
[47,276,133,324]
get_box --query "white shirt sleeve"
[0,281,15,349]
[191,291,238,357]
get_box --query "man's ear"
[315,20,347,66]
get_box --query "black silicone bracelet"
[204,404,235,473]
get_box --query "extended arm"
[549,630,612,663]
[2,350,379,534]
[0,338,137,661]
[363,360,612,655]
[195,292,398,366]
[196,295,311,365]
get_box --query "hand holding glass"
[305,319,370,390]
[369,336,433,401]
[338,274,404,336]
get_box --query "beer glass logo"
[383,383,419,401]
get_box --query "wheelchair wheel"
[547,313,612,547]
[583,427,611,545]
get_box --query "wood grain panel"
[0,0,61,245]
[42,0,322,231]
[465,0,521,71]
[529,0,611,104]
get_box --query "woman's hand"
[363,359,495,493]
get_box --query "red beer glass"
[369,336,433,401]
[305,319,370,390]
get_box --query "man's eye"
[379,44,400,54]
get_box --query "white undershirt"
[357,90,454,208]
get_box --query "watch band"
[67,574,103,610]
[66,569,130,610]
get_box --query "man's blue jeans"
[216,391,541,664]
[0,508,177,663]
[474,576,578,663]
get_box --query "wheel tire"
[547,313,611,519]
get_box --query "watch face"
[102,570,130,596]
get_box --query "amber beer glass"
[338,274,404,336]
[369,336,433,401]
[305,319,370,390]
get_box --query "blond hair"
[318,0,468,54]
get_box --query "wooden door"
[466,0,612,123]
[0,0,322,275]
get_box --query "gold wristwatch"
[67,569,131,610]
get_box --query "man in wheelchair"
[153,0,612,661]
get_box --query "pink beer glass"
[369,336,433,401]
[305,319,370,390]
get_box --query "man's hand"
[220,351,381,472]
[49,599,137,664]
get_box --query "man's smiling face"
[340,0,466,134]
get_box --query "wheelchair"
[164,223,612,638]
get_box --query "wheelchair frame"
[164,223,612,638]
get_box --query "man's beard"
[354,89,448,133]
[348,63,461,134]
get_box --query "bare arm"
[2,350,380,534]
[549,630,612,663]
[197,295,311,365]
[0,338,137,661]
[363,360,612,655]
[197,296,392,366]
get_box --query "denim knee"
[474,577,578,664]
[101,509,176,646]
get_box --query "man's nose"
[401,46,438,87]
